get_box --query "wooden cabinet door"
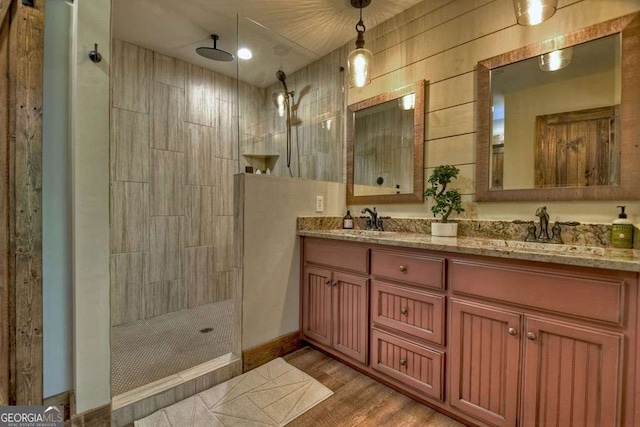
[332,272,369,364]
[450,300,521,427]
[302,267,333,347]
[522,317,622,427]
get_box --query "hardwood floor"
[283,347,467,427]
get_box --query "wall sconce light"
[398,94,415,110]
[348,0,373,88]
[539,47,573,71]
[513,0,557,26]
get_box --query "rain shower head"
[196,34,234,62]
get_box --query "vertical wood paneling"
[450,300,520,427]
[522,317,622,427]
[112,39,151,113]
[186,124,216,186]
[184,246,216,307]
[185,185,215,247]
[111,181,149,253]
[149,216,183,283]
[186,64,215,127]
[332,272,368,364]
[111,108,149,182]
[151,82,185,152]
[110,252,147,326]
[302,268,332,347]
[150,149,185,216]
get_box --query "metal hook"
[89,43,102,63]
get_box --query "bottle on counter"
[343,210,354,229]
[612,206,634,249]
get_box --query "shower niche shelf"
[242,154,280,173]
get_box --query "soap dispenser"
[343,210,353,229]
[612,206,634,249]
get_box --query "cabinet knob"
[399,359,407,366]
[400,307,408,315]
[325,279,332,285]
[508,327,518,336]
[526,332,537,340]
[399,265,407,272]
[332,281,339,287]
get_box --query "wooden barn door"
[0,0,45,406]
[535,106,620,188]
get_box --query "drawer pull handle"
[332,281,339,287]
[526,332,537,340]
[325,279,332,285]
[399,359,407,366]
[399,265,407,272]
[508,327,518,336]
[400,307,408,315]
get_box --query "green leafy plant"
[424,165,465,223]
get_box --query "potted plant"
[424,165,465,237]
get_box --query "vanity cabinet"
[302,240,369,364]
[300,236,638,427]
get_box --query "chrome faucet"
[513,206,580,244]
[361,207,381,231]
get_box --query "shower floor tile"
[111,300,234,396]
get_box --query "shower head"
[276,70,289,94]
[196,34,234,62]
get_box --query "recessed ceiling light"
[237,48,252,60]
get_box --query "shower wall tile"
[111,182,150,253]
[154,52,186,89]
[216,73,235,103]
[110,252,148,326]
[185,246,216,307]
[215,159,236,216]
[218,100,238,160]
[149,216,184,283]
[215,271,233,302]
[186,123,217,186]
[143,279,186,318]
[112,39,152,114]
[111,108,150,182]
[214,216,233,272]
[151,82,185,152]
[186,64,216,127]
[150,149,185,216]
[185,186,216,247]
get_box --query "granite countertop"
[298,229,640,273]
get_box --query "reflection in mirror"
[354,96,415,196]
[476,13,640,202]
[347,81,425,204]
[491,34,620,190]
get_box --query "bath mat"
[134,357,333,427]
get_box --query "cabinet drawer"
[371,281,445,345]
[371,329,444,401]
[371,249,444,290]
[450,259,625,325]
[304,238,369,274]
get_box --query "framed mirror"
[347,80,425,204]
[476,13,640,201]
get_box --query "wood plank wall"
[110,40,238,326]
[347,0,640,214]
[0,0,45,405]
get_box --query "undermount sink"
[486,239,606,256]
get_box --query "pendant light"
[539,47,573,72]
[513,0,557,26]
[348,0,373,88]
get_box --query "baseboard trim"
[69,403,111,427]
[242,331,303,372]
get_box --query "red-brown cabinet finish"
[371,281,445,345]
[450,299,521,427]
[372,249,445,290]
[521,317,622,427]
[371,329,444,401]
[332,272,369,364]
[302,267,332,347]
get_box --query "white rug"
[134,357,333,426]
